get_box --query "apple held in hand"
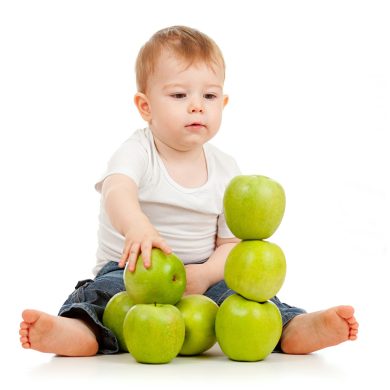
[123,303,185,364]
[223,175,286,239]
[124,248,186,304]
[225,240,286,302]
[215,294,282,362]
[102,291,134,352]
[176,294,219,356]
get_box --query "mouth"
[185,122,206,129]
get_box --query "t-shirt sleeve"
[94,140,148,193]
[217,212,235,238]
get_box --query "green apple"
[176,294,219,356]
[123,303,185,364]
[223,175,286,239]
[224,240,286,302]
[124,248,186,304]
[215,294,282,361]
[102,291,134,352]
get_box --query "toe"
[20,321,29,330]
[350,322,359,330]
[346,316,358,326]
[19,329,28,336]
[336,305,355,320]
[22,309,40,324]
[350,328,358,336]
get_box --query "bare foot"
[19,309,99,357]
[280,305,359,354]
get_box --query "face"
[135,50,228,152]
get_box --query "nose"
[188,98,204,113]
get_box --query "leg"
[19,261,125,356]
[270,296,307,327]
[280,305,359,354]
[204,279,236,305]
[204,282,359,354]
[204,282,306,329]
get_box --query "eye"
[171,93,187,99]
[204,93,217,100]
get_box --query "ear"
[223,95,229,108]
[134,92,152,122]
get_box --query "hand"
[119,220,172,272]
[184,263,212,295]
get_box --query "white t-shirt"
[93,127,241,275]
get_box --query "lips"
[185,122,206,128]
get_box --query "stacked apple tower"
[215,175,287,362]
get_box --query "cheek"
[152,107,181,130]
[210,107,223,123]
[152,103,172,120]
[161,105,182,122]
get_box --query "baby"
[19,26,358,356]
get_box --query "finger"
[119,243,132,268]
[155,239,172,254]
[141,241,152,269]
[127,242,141,272]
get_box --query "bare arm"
[203,237,240,285]
[101,174,171,271]
[184,237,240,295]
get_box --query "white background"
[1,0,389,388]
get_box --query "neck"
[152,133,204,164]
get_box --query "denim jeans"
[59,261,306,354]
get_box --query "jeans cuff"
[59,303,119,354]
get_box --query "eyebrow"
[163,83,223,91]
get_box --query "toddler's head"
[134,26,228,152]
[136,26,225,94]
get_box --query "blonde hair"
[135,26,225,93]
